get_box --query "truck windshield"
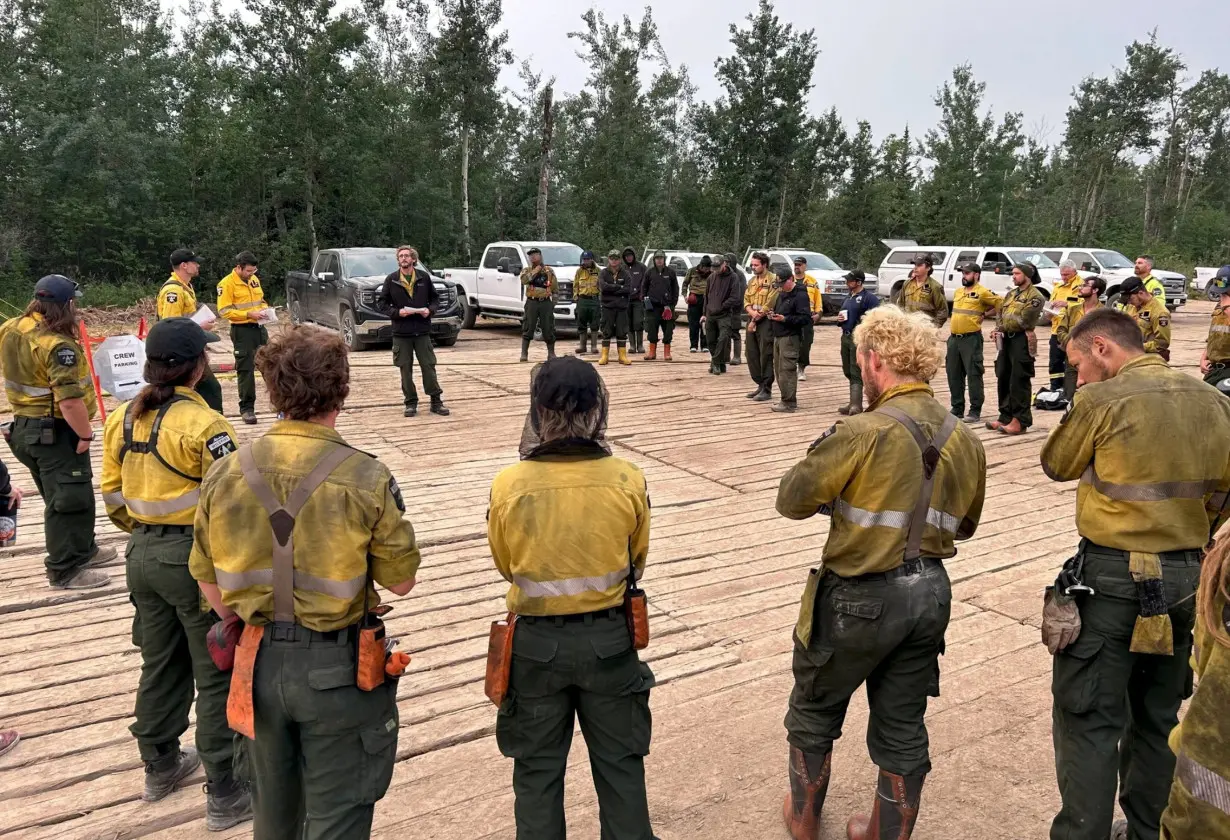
[1092,250,1134,269]
[534,245,584,266]
[344,251,399,277]
[1006,250,1058,269]
[786,251,840,271]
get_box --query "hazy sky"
[498,0,1227,143]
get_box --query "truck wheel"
[460,297,477,330]
[433,335,458,348]
[339,308,364,352]
[1106,290,1124,310]
[288,295,304,325]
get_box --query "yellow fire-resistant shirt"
[1040,354,1230,552]
[573,266,601,298]
[189,420,421,632]
[488,453,650,616]
[997,284,1046,334]
[897,277,948,326]
[776,382,986,577]
[1209,304,1230,363]
[797,273,821,314]
[1055,302,1102,348]
[0,314,97,419]
[1126,294,1171,356]
[1048,274,1083,335]
[156,276,198,320]
[217,270,267,325]
[520,265,557,300]
[744,272,779,314]
[949,284,1002,335]
[101,387,238,531]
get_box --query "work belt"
[576,294,599,300]
[1001,330,1026,338]
[261,621,360,646]
[1081,541,1203,564]
[133,523,193,536]
[833,557,943,584]
[951,331,982,338]
[520,606,626,626]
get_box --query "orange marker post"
[78,320,107,423]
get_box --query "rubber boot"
[732,332,742,365]
[519,338,530,363]
[846,769,925,840]
[664,344,672,361]
[782,747,831,840]
[645,342,657,361]
[598,346,610,366]
[546,342,557,360]
[576,333,587,356]
[205,775,253,832]
[848,383,864,415]
[618,344,631,365]
[634,330,644,354]
[143,745,200,802]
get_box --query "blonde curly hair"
[852,305,943,382]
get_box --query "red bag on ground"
[207,613,244,671]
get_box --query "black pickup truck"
[285,248,463,351]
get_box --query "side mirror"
[497,257,509,273]
[316,271,335,282]
[1082,263,1095,272]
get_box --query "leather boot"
[999,418,1026,435]
[598,346,610,366]
[782,747,831,840]
[430,396,450,416]
[663,344,672,361]
[205,775,253,832]
[645,342,657,361]
[847,769,925,840]
[546,342,557,360]
[848,383,864,415]
[618,344,631,365]
[519,338,530,363]
[143,745,200,802]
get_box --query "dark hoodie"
[600,264,632,310]
[643,261,679,310]
[704,265,742,318]
[622,249,647,302]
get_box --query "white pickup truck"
[740,246,879,314]
[442,241,584,329]
[878,242,1057,303]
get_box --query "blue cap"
[581,250,594,261]
[1209,266,1230,299]
[34,274,82,303]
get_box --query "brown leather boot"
[846,769,925,840]
[782,746,831,840]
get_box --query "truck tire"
[433,335,458,348]
[460,296,477,330]
[339,307,364,352]
[288,294,304,325]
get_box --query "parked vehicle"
[1194,267,1223,299]
[442,241,584,329]
[640,250,713,277]
[285,248,463,351]
[878,242,1057,303]
[1041,248,1187,310]
[740,247,879,314]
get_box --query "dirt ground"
[0,301,1218,839]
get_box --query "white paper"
[92,334,147,401]
[191,305,217,328]
[255,307,278,323]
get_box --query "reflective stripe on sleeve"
[5,380,51,396]
[1176,753,1230,816]
[1210,325,1230,334]
[1081,466,1219,502]
[951,308,983,317]
[213,567,367,601]
[101,491,127,507]
[512,567,633,599]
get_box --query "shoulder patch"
[1140,310,1150,320]
[1028,297,1043,308]
[809,424,839,450]
[206,432,237,460]
[54,346,77,367]
[1158,316,1170,327]
[388,476,405,512]
[216,284,225,297]
[165,291,178,304]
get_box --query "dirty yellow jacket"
[1165,588,1230,838]
[1055,301,1101,347]
[898,277,949,326]
[682,267,710,297]
[1048,275,1083,335]
[1040,354,1230,552]
[0,314,96,419]
[1126,295,1171,356]
[488,452,650,616]
[189,420,421,632]
[157,276,198,320]
[520,265,556,300]
[217,270,267,325]
[776,382,986,577]
[997,284,1046,334]
[949,284,1001,335]
[1209,304,1230,363]
[101,388,237,530]
[573,266,601,298]
[744,272,779,314]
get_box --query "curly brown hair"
[256,326,350,420]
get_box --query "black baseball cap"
[534,356,601,413]
[145,317,220,363]
[959,262,981,273]
[793,256,808,265]
[699,255,712,268]
[1119,276,1146,296]
[34,274,82,303]
[911,254,934,267]
[526,247,542,256]
[844,269,866,284]
[170,248,200,267]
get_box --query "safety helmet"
[1209,265,1230,300]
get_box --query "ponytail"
[131,356,205,418]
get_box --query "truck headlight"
[360,291,377,307]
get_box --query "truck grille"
[434,283,456,309]
[556,282,574,303]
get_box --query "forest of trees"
[2,0,1229,305]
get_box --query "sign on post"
[92,334,147,402]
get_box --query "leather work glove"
[1041,586,1081,655]
[1026,330,1038,358]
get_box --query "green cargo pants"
[231,323,268,414]
[391,334,441,408]
[576,297,601,347]
[787,560,951,775]
[1050,543,1200,840]
[840,333,862,385]
[126,526,235,780]
[522,298,556,343]
[705,313,733,367]
[6,416,97,582]
[195,368,224,413]
[946,332,985,417]
[800,322,815,370]
[600,308,629,346]
[251,626,400,840]
[995,332,1034,428]
[773,335,800,405]
[496,613,657,840]
[746,323,774,387]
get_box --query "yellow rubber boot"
[618,345,631,365]
[598,346,610,366]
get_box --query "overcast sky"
[498,0,1227,144]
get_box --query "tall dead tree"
[535,83,554,239]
